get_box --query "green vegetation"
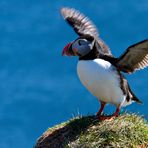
[35,114,148,148]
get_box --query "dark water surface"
[0,1,147,147]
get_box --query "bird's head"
[62,35,95,57]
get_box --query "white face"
[72,38,93,56]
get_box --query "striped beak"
[62,42,72,56]
[62,42,79,56]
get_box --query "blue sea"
[0,0,147,147]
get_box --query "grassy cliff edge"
[35,114,148,148]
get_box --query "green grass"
[68,114,148,147]
[35,113,148,148]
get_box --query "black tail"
[132,94,143,104]
[119,73,143,104]
[128,84,143,104]
[132,96,143,104]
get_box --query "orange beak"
[62,42,72,56]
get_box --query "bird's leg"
[98,105,120,121]
[96,101,106,117]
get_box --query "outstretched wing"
[61,7,99,37]
[117,39,148,73]
[60,7,112,55]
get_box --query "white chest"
[77,59,125,106]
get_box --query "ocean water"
[0,0,147,147]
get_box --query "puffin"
[60,7,148,120]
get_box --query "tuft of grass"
[35,113,148,148]
[69,114,148,147]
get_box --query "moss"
[35,114,148,148]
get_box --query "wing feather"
[117,40,148,73]
[61,7,99,37]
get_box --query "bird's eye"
[78,39,87,46]
[78,40,82,46]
